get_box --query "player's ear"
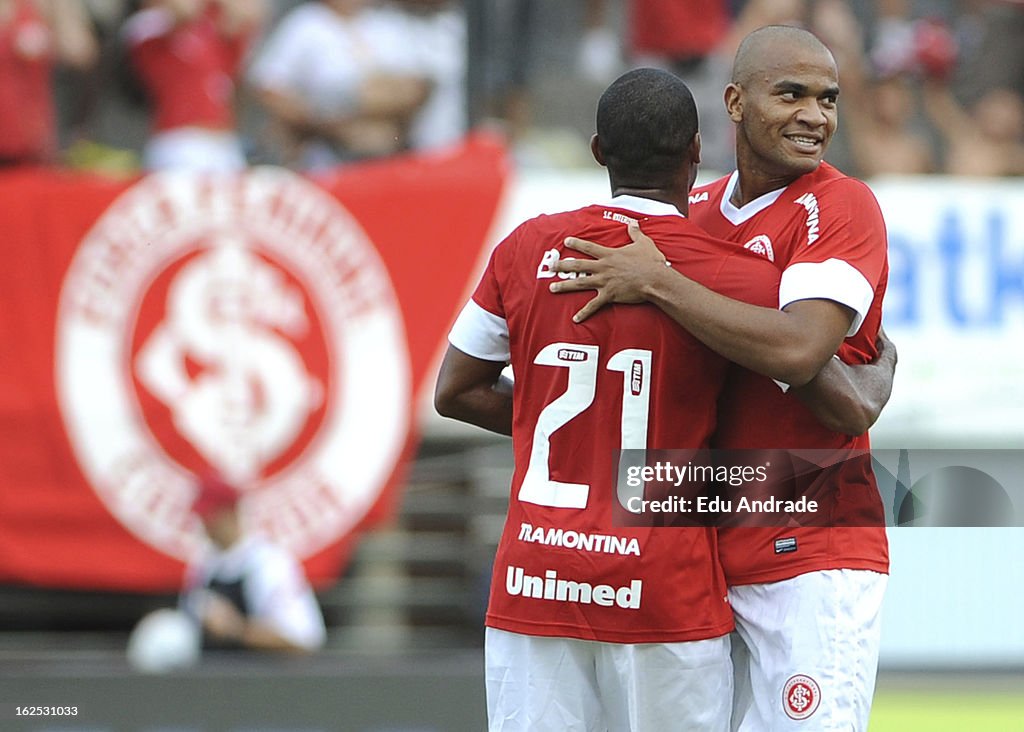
[590,134,606,167]
[725,83,743,123]
[690,131,702,166]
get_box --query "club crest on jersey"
[54,169,410,561]
[743,235,775,262]
[783,674,822,720]
[794,192,821,245]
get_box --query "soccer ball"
[126,608,201,673]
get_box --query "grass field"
[870,692,1024,731]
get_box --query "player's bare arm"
[201,592,314,654]
[238,620,316,654]
[434,346,512,436]
[793,328,897,435]
[550,223,853,387]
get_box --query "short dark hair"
[596,68,698,189]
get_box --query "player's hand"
[875,326,897,366]
[199,591,247,642]
[549,222,669,322]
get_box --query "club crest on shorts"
[55,169,410,561]
[783,674,821,720]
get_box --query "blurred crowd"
[1,0,1022,178]
[575,0,1024,176]
[2,0,467,173]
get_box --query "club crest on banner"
[55,169,411,561]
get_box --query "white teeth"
[789,136,819,146]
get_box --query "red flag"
[0,134,509,590]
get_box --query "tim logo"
[743,235,775,262]
[55,170,410,560]
[557,348,588,362]
[783,674,821,720]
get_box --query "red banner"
[0,135,508,591]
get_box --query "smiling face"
[727,33,839,188]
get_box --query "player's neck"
[611,187,689,216]
[732,148,804,207]
[730,168,798,208]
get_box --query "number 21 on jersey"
[518,342,651,509]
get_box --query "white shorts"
[728,569,887,731]
[144,127,247,173]
[485,627,732,732]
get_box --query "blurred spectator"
[583,0,736,171]
[899,6,1024,176]
[471,0,594,168]
[636,0,735,171]
[956,0,1024,100]
[248,0,438,171]
[814,0,936,176]
[847,74,936,176]
[376,0,466,152]
[180,473,327,654]
[718,0,806,46]
[59,0,143,174]
[122,0,265,172]
[859,2,1024,176]
[0,0,97,165]
[868,0,917,79]
[925,83,1024,176]
[627,0,730,70]
[576,0,620,84]
[469,0,535,141]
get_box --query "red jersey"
[124,5,250,132]
[689,163,890,585]
[0,0,55,162]
[448,196,779,643]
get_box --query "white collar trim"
[719,171,788,225]
[602,194,686,218]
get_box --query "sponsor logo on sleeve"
[794,192,820,245]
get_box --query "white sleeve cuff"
[779,258,875,337]
[448,300,510,362]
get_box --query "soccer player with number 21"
[550,26,897,732]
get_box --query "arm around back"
[549,226,855,387]
[794,328,897,435]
